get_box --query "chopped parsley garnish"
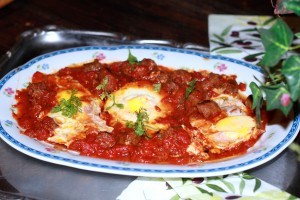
[96,76,108,90]
[127,49,138,65]
[106,94,124,110]
[185,79,196,98]
[51,89,82,118]
[153,83,161,92]
[96,76,124,110]
[96,76,109,100]
[126,108,149,136]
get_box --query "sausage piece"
[196,100,221,119]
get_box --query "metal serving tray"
[0,25,299,200]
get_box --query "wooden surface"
[0,0,275,56]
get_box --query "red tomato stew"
[13,56,266,165]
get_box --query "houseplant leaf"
[281,55,300,101]
[283,0,300,16]
[258,18,293,67]
[262,84,293,115]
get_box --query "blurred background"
[0,0,276,55]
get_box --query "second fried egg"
[104,82,170,130]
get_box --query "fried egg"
[190,94,260,151]
[47,84,113,146]
[104,82,170,132]
[207,115,258,149]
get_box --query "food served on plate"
[12,51,266,165]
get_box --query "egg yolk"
[127,96,148,112]
[215,116,256,137]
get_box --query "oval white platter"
[0,45,299,177]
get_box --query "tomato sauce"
[13,58,266,165]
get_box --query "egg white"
[104,82,170,131]
[47,81,113,146]
[190,94,260,151]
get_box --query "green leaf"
[126,108,149,136]
[116,103,124,109]
[261,84,293,115]
[284,0,300,16]
[249,82,263,109]
[262,17,276,26]
[206,184,227,193]
[221,25,233,36]
[243,52,264,60]
[220,180,235,193]
[258,18,293,67]
[287,195,298,200]
[281,55,300,101]
[153,83,161,92]
[254,178,262,192]
[96,76,108,90]
[127,49,138,64]
[50,89,82,118]
[169,194,180,200]
[296,32,300,39]
[210,40,231,49]
[206,177,221,181]
[196,187,213,196]
[239,28,257,32]
[213,33,225,43]
[182,178,190,184]
[106,94,124,110]
[185,79,196,98]
[242,173,255,180]
[250,82,263,126]
[289,142,300,161]
[210,46,231,52]
[215,49,243,54]
[239,179,246,195]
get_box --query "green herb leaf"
[106,94,124,110]
[50,89,82,118]
[153,83,161,92]
[116,103,124,109]
[258,18,293,67]
[185,79,196,98]
[296,32,300,39]
[281,55,300,101]
[96,76,108,90]
[126,108,149,136]
[128,49,138,65]
[96,76,110,100]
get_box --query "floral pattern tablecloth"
[117,15,299,200]
[117,174,298,200]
